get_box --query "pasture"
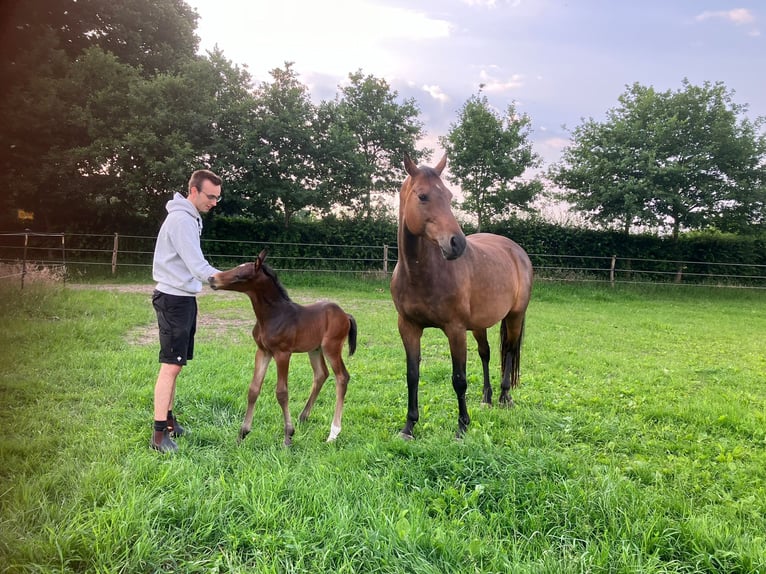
[1,276,765,573]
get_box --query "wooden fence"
[2,231,766,289]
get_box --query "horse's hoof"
[498,392,514,408]
[326,424,341,442]
[283,426,295,447]
[237,430,249,444]
[480,401,493,409]
[399,431,414,441]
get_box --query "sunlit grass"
[1,278,765,572]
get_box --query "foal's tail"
[500,317,525,388]
[346,314,358,356]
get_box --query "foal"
[208,250,357,445]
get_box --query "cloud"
[191,0,452,81]
[694,8,760,37]
[695,8,755,25]
[460,0,522,7]
[541,137,570,151]
[422,84,450,103]
[478,68,525,93]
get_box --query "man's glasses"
[202,192,222,203]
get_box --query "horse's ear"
[256,249,267,268]
[403,155,418,177]
[434,154,447,175]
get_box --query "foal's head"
[208,249,289,300]
[400,155,466,260]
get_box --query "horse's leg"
[398,316,423,440]
[239,348,271,443]
[472,328,492,406]
[323,342,350,442]
[446,326,470,438]
[299,350,328,423]
[273,352,295,446]
[499,314,525,407]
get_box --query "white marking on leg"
[327,423,342,442]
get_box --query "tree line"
[1,0,764,240]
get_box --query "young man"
[150,169,222,453]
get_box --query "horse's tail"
[500,317,524,388]
[346,314,358,356]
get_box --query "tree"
[550,80,766,237]
[332,71,427,218]
[75,48,258,225]
[245,62,327,228]
[312,100,373,213]
[0,0,258,231]
[439,93,542,231]
[175,49,261,221]
[0,0,198,76]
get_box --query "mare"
[208,250,357,445]
[390,155,533,439]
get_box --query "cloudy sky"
[185,0,764,168]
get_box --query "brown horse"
[208,250,357,445]
[391,155,533,439]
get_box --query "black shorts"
[152,290,197,365]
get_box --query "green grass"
[1,278,765,573]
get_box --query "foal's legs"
[472,328,492,405]
[299,350,329,423]
[273,351,295,446]
[239,347,271,443]
[323,344,350,442]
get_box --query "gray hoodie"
[153,192,220,296]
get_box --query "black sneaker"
[150,429,178,453]
[167,419,186,438]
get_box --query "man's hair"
[188,169,222,194]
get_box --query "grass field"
[1,275,765,573]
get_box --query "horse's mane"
[261,263,291,302]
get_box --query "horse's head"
[208,249,267,292]
[400,154,466,260]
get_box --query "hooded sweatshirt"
[153,192,220,296]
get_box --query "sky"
[185,0,765,170]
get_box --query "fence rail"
[2,231,766,289]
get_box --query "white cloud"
[478,68,525,93]
[694,8,759,37]
[695,8,755,25]
[422,84,450,103]
[190,0,452,81]
[460,0,522,7]
[542,137,570,151]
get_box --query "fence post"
[610,254,616,287]
[383,244,388,274]
[61,233,66,283]
[111,233,119,276]
[21,230,29,290]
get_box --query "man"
[150,169,222,453]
